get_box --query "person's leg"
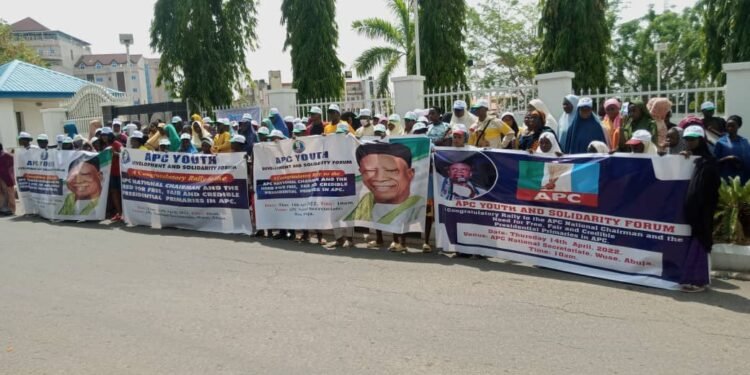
[423,216,433,253]
[389,233,406,252]
[0,180,9,214]
[367,229,384,248]
[680,238,710,292]
[325,228,347,249]
[298,230,310,242]
[316,230,326,244]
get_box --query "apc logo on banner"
[516,161,600,207]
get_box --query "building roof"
[10,17,50,32]
[75,54,143,67]
[0,59,122,99]
[10,17,91,46]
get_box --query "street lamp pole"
[655,42,668,95]
[412,0,421,76]
[119,34,134,102]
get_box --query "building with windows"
[73,54,169,105]
[10,17,92,76]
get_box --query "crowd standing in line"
[4,95,749,292]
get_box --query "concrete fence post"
[535,71,575,121]
[723,62,750,139]
[392,75,425,117]
[40,108,68,138]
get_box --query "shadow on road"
[9,215,750,315]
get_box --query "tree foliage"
[351,0,414,97]
[420,0,469,91]
[0,21,46,67]
[282,0,344,102]
[465,0,539,88]
[535,0,611,91]
[702,0,750,81]
[609,7,703,91]
[150,0,258,109]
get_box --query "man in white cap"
[37,134,50,150]
[323,104,353,135]
[449,100,477,128]
[212,118,232,153]
[307,106,326,135]
[292,122,307,138]
[112,119,129,145]
[403,112,418,134]
[200,137,214,154]
[61,137,74,151]
[373,124,388,139]
[700,101,726,135]
[269,129,286,142]
[53,134,64,149]
[179,133,197,153]
[72,134,86,150]
[18,132,35,149]
[426,107,451,146]
[130,131,147,150]
[257,126,271,142]
[469,99,515,149]
[355,109,374,137]
[411,122,428,135]
[230,134,247,153]
[158,138,171,152]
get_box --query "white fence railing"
[422,85,539,119]
[294,94,393,120]
[575,84,726,122]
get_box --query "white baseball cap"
[284,116,295,123]
[700,101,716,111]
[251,120,259,127]
[293,123,307,133]
[90,137,99,144]
[203,117,213,124]
[453,100,467,110]
[269,108,280,117]
[358,109,372,118]
[180,133,191,140]
[270,129,286,139]
[231,134,246,143]
[73,134,85,142]
[216,118,231,126]
[417,115,429,123]
[56,134,65,143]
[374,124,387,133]
[112,119,123,126]
[241,113,253,121]
[328,104,341,113]
[475,99,490,109]
[132,131,144,138]
[257,127,271,136]
[201,137,214,146]
[100,127,113,135]
[404,111,418,121]
[37,134,49,141]
[62,137,73,144]
[626,129,652,145]
[388,114,401,123]
[159,139,171,146]
[171,116,183,124]
[308,106,323,115]
[18,132,32,140]
[683,125,705,138]
[412,122,427,133]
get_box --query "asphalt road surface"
[1,216,749,375]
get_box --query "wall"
[10,99,67,139]
[0,100,19,148]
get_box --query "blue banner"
[434,148,704,290]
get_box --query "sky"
[4,0,698,84]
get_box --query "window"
[131,75,137,80]
[79,63,85,70]
[70,50,74,60]
[48,47,55,55]
[95,63,102,69]
[132,88,138,93]
[111,61,118,68]
[15,112,25,133]
[95,77,104,83]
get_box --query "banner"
[120,149,253,234]
[14,148,112,221]
[253,135,430,233]
[434,149,702,290]
[214,106,262,123]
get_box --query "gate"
[64,85,129,137]
[111,101,189,127]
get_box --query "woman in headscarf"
[162,122,181,152]
[518,110,556,151]
[269,108,290,137]
[191,121,211,149]
[587,141,610,154]
[620,101,656,152]
[562,98,608,154]
[558,95,579,148]
[664,127,687,155]
[647,97,672,152]
[500,112,520,136]
[602,98,623,150]
[530,132,563,156]
[680,125,720,292]
[529,98,559,133]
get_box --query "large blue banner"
[434,148,703,290]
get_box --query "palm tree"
[352,0,415,97]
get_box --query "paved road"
[1,216,749,375]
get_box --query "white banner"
[14,148,112,221]
[120,149,253,234]
[253,134,430,233]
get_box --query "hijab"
[163,123,181,152]
[647,98,672,121]
[535,132,562,155]
[270,113,290,137]
[500,111,520,135]
[191,121,211,149]
[558,95,579,147]
[588,141,610,154]
[146,124,165,151]
[529,98,559,133]
[562,98,608,154]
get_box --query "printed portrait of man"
[440,161,487,200]
[58,155,103,216]
[345,142,424,225]
[435,151,497,201]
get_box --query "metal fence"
[575,83,726,122]
[63,85,130,136]
[423,85,539,118]
[294,95,393,120]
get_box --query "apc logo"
[292,140,305,154]
[121,150,131,165]
[40,150,49,161]
[516,161,600,207]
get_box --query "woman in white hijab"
[587,141,610,154]
[530,132,563,156]
[558,95,579,147]
[529,98,559,133]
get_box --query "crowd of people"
[1,95,749,292]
